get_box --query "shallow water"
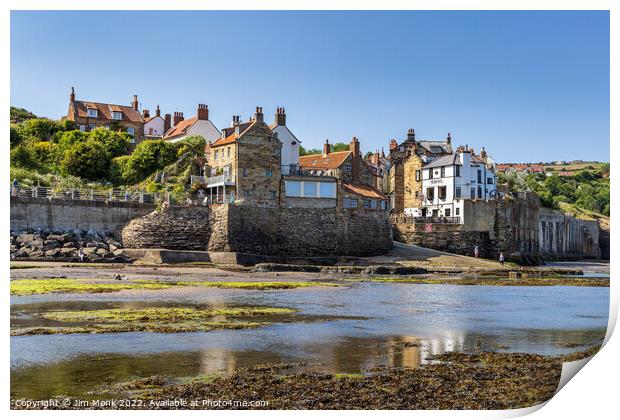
[11,274,609,400]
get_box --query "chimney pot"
[132,95,139,111]
[143,109,150,118]
[254,106,264,123]
[389,139,398,150]
[407,128,415,141]
[197,103,209,121]
[173,112,184,126]
[274,106,287,126]
[156,105,161,117]
[70,87,75,102]
[323,139,330,156]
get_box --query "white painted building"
[419,149,497,221]
[269,107,300,175]
[163,104,220,144]
[143,105,166,138]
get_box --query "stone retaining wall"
[122,204,392,257]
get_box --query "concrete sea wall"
[10,196,155,234]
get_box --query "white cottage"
[163,104,220,143]
[419,147,497,221]
[269,107,300,175]
[142,105,167,138]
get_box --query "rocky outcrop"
[10,229,131,262]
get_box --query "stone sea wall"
[122,204,392,257]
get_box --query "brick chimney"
[156,105,161,117]
[480,147,487,159]
[389,139,398,150]
[407,128,415,141]
[349,137,361,182]
[323,139,330,156]
[231,115,240,126]
[173,111,184,126]
[70,87,75,102]
[164,113,171,132]
[142,109,150,118]
[197,104,209,121]
[274,107,286,126]
[372,151,380,165]
[132,95,139,111]
[447,132,452,145]
[254,106,264,123]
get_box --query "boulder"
[28,250,44,258]
[88,254,102,262]
[43,240,61,248]
[45,248,61,257]
[96,248,108,256]
[63,242,78,249]
[60,248,77,257]
[83,247,98,255]
[16,233,36,244]
[47,233,73,243]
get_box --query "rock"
[45,248,61,257]
[13,249,29,258]
[60,248,77,257]
[83,247,98,255]
[63,242,78,249]
[16,233,36,244]
[109,243,120,252]
[28,250,44,258]
[96,248,108,256]
[88,254,102,262]
[47,233,73,243]
[43,240,61,248]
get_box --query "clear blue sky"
[10,10,609,163]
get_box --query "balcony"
[282,165,336,177]
[390,215,461,225]
[190,174,234,187]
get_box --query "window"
[242,168,248,177]
[112,111,122,120]
[126,127,135,136]
[363,199,372,209]
[227,147,231,158]
[265,169,273,177]
[455,165,460,177]
[88,123,96,131]
[456,208,460,216]
[445,208,451,217]
[303,181,318,197]
[426,187,434,201]
[440,166,445,178]
[344,198,358,208]
[428,169,433,179]
[370,199,377,209]
[471,188,475,198]
[344,164,352,173]
[438,186,447,200]
[487,177,494,184]
[477,169,482,183]
[285,181,302,197]
[415,170,420,182]
[415,191,419,198]
[319,182,336,198]
[380,200,387,210]
[87,108,98,118]
[455,187,462,198]
[214,151,219,160]
[269,191,277,200]
[478,186,482,199]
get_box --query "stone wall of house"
[10,196,155,234]
[122,204,392,257]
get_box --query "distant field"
[542,162,607,172]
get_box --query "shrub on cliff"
[61,140,112,181]
[10,144,39,169]
[117,140,178,184]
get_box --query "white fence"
[10,186,160,204]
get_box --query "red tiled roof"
[73,100,143,123]
[163,117,198,139]
[343,182,385,199]
[299,150,351,170]
[209,121,256,147]
[210,132,237,147]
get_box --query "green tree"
[10,106,37,124]
[61,140,111,181]
[331,142,350,152]
[89,127,131,157]
[10,144,38,169]
[121,140,178,184]
[299,145,321,156]
[16,118,66,142]
[10,124,22,147]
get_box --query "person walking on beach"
[474,246,480,258]
[499,252,505,266]
[78,247,85,263]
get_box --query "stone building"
[386,129,453,215]
[269,107,301,175]
[163,104,220,143]
[203,107,282,206]
[66,87,145,145]
[298,137,374,185]
[365,149,388,194]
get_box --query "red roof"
[299,150,351,170]
[343,182,385,199]
[72,100,143,123]
[163,117,197,139]
[209,121,256,147]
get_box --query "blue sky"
[10,10,609,163]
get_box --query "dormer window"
[87,108,98,118]
[112,111,122,120]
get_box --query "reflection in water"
[10,280,609,401]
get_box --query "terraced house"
[386,128,453,215]
[66,87,145,145]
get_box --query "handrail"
[9,185,159,204]
[390,215,461,224]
